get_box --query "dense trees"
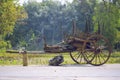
[0,0,120,50]
[93,0,120,47]
[0,0,25,50]
[11,0,76,50]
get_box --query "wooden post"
[22,51,28,66]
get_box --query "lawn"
[0,51,120,66]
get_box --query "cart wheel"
[70,51,89,64]
[84,34,112,66]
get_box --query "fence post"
[22,51,28,66]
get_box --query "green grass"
[0,52,23,65]
[107,52,120,63]
[0,51,120,65]
[28,53,75,65]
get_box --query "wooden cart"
[44,20,112,66]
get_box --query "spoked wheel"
[83,34,112,66]
[70,51,87,64]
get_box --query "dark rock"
[49,55,64,66]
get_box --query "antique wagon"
[44,20,112,66]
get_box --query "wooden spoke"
[70,51,87,64]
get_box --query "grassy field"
[0,51,120,66]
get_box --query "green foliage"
[2,0,118,50]
[0,0,25,50]
[10,0,97,50]
[0,40,7,50]
[11,0,75,50]
[93,0,120,46]
[0,0,21,36]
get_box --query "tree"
[10,0,97,50]
[71,0,96,32]
[0,0,25,50]
[93,0,120,47]
[12,0,76,50]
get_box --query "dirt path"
[0,64,120,80]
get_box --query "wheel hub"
[95,48,101,54]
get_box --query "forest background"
[0,0,120,51]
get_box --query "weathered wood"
[22,51,28,66]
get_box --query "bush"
[0,40,11,50]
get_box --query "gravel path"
[0,64,120,80]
